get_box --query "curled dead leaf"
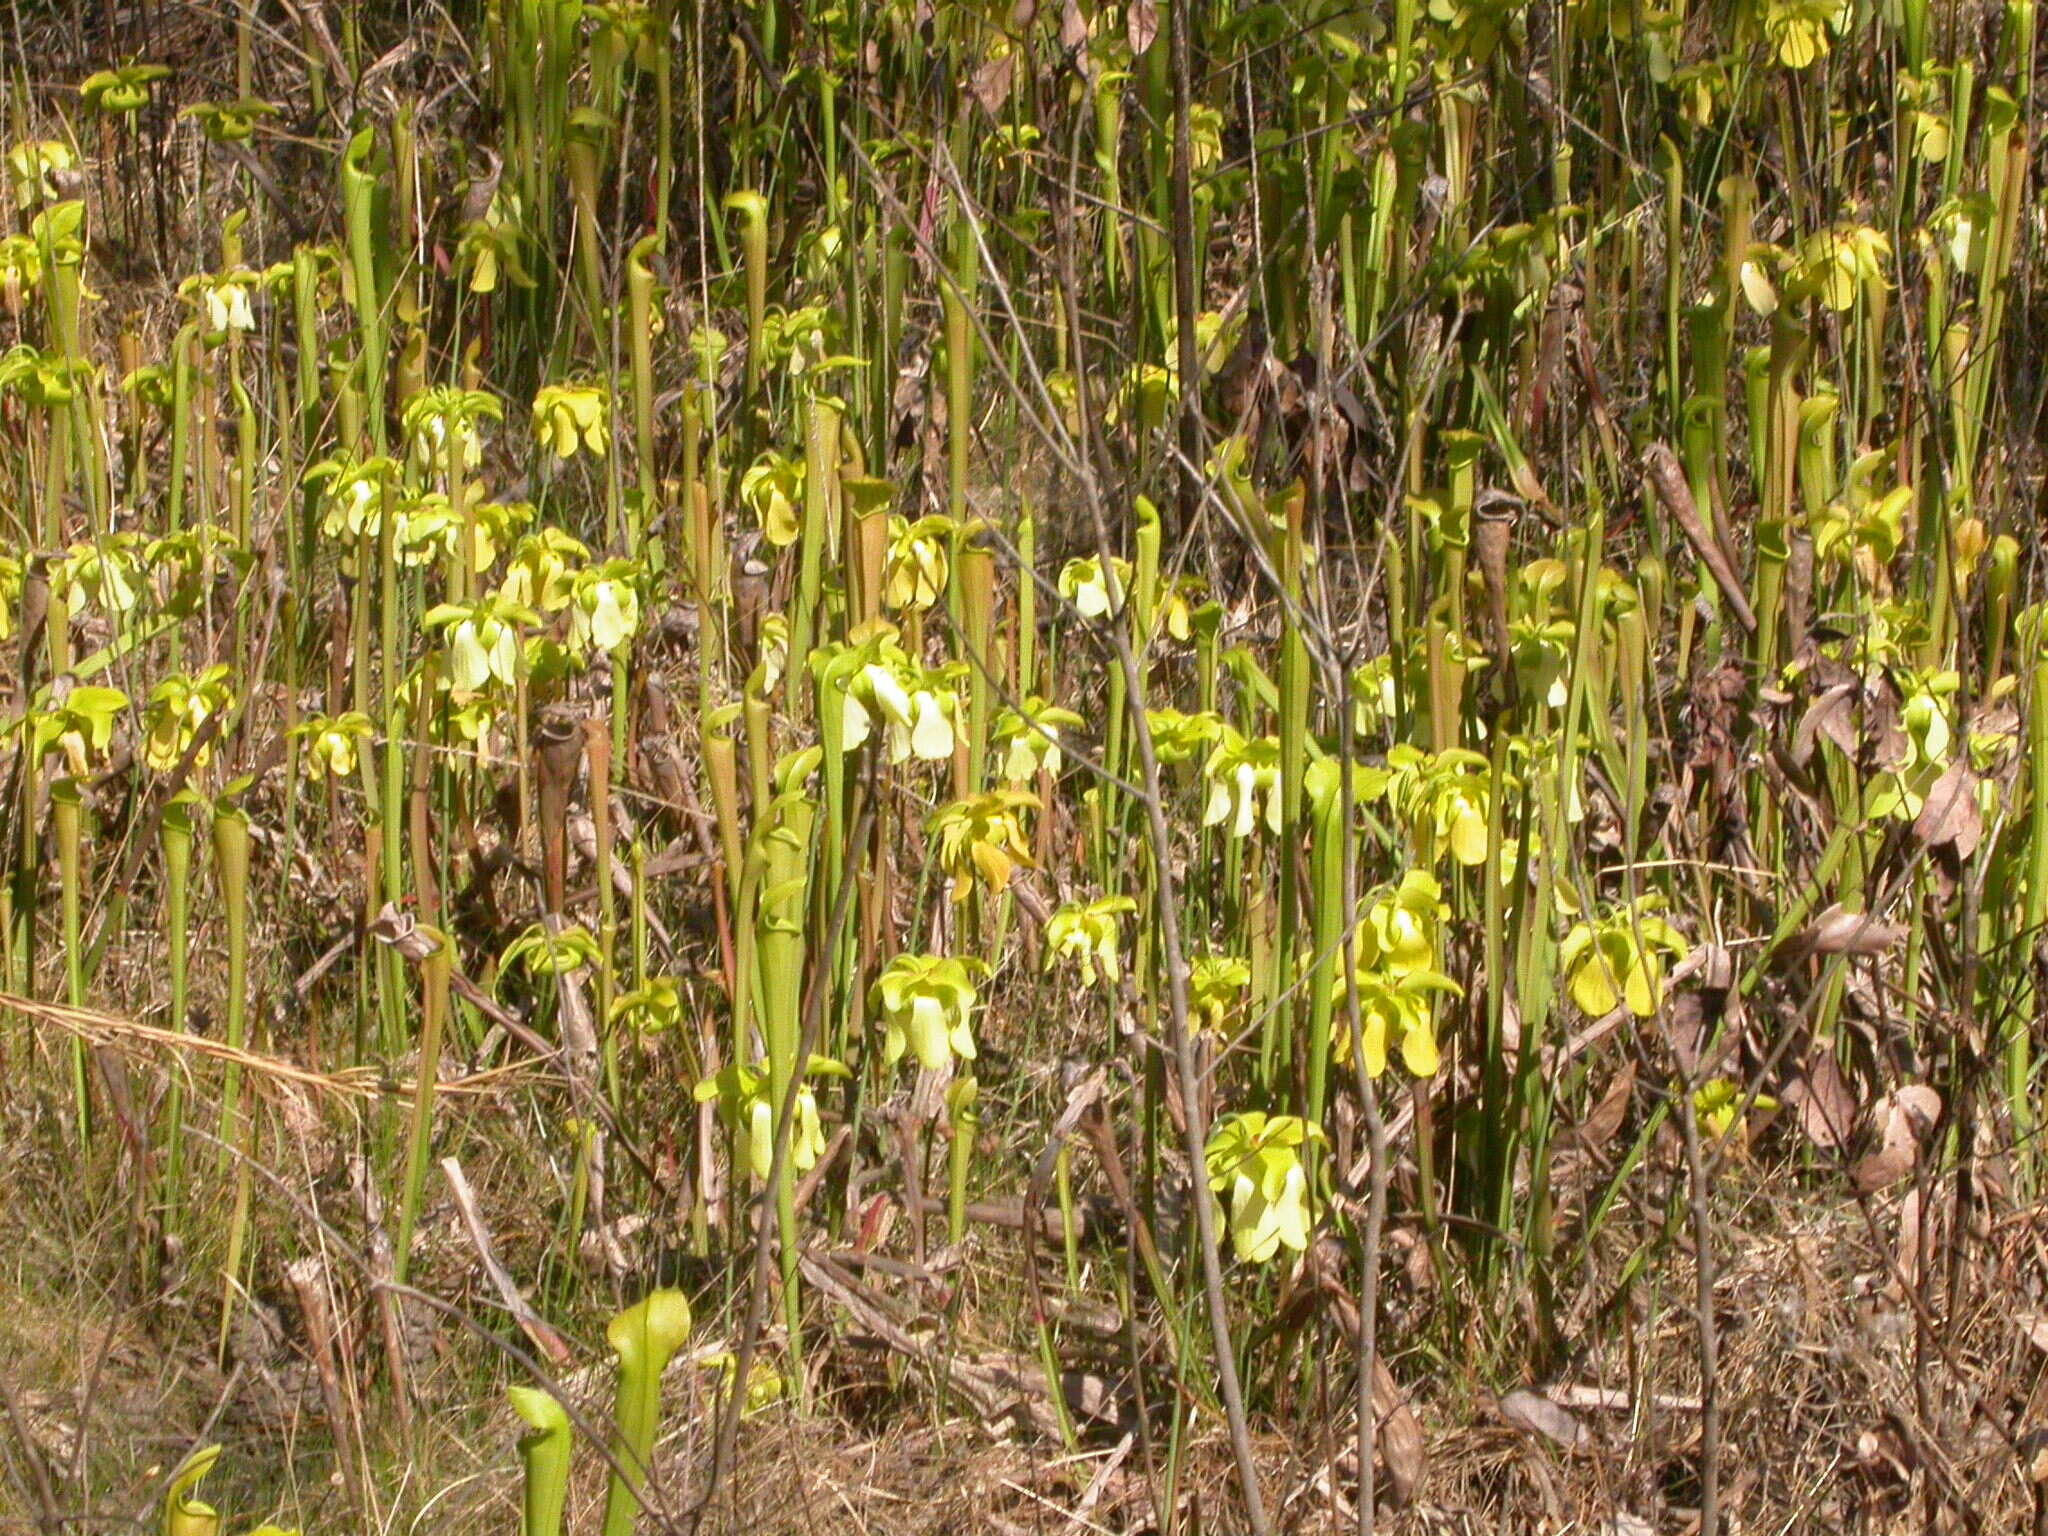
[1888,1085,1943,1135]
[1855,1419,1918,1483]
[2022,1427,2048,1484]
[1563,1061,1636,1158]
[367,902,443,962]
[2016,1310,2048,1355]
[969,51,1014,113]
[1059,0,1088,51]
[1373,1355,1426,1506]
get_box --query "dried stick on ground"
[441,1156,575,1367]
[283,1255,368,1518]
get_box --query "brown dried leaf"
[1850,1085,1943,1192]
[1783,1045,1859,1150]
[1791,683,1858,769]
[1784,525,1815,660]
[1373,1355,1426,1506]
[1850,1143,1914,1193]
[459,148,503,225]
[1868,688,1907,772]
[367,902,444,962]
[1641,442,1756,632]
[1912,758,1983,859]
[1565,1061,1636,1158]
[2017,1310,2048,1355]
[1971,699,2021,751]
[2026,1428,2048,1485]
[1498,1389,1590,1450]
[1788,903,1908,959]
[1059,0,1088,51]
[1893,1185,1925,1290]
[1855,1420,1917,1482]
[1665,992,1710,1080]
[969,50,1014,113]
[1887,1085,1943,1136]
[1125,0,1158,54]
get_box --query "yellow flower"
[1058,555,1129,620]
[141,666,234,772]
[1560,897,1690,1017]
[1763,0,1849,68]
[182,270,258,335]
[1360,871,1449,976]
[531,381,609,458]
[305,454,399,541]
[1044,895,1138,987]
[872,955,986,1069]
[1694,1078,1777,1142]
[23,685,129,780]
[52,535,144,617]
[403,384,500,475]
[1189,955,1251,1035]
[423,593,538,694]
[569,559,643,656]
[6,140,74,207]
[740,450,805,546]
[1362,745,1496,867]
[928,791,1038,901]
[1200,727,1283,839]
[882,514,954,611]
[79,63,171,116]
[827,631,966,766]
[990,696,1084,784]
[291,712,374,779]
[1328,964,1461,1078]
[693,1057,847,1179]
[499,527,589,613]
[1204,1113,1322,1264]
[1795,224,1890,312]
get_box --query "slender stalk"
[213,799,253,1362]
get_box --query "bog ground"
[3,0,2047,1532]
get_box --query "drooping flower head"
[1204,1112,1323,1264]
[531,381,609,459]
[693,1056,847,1180]
[871,954,986,1070]
[1044,894,1139,987]
[1559,896,1690,1018]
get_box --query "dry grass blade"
[0,991,550,1102]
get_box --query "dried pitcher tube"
[534,707,584,918]
[1471,486,1519,691]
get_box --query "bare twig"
[441,1156,575,1367]
[284,1254,369,1517]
